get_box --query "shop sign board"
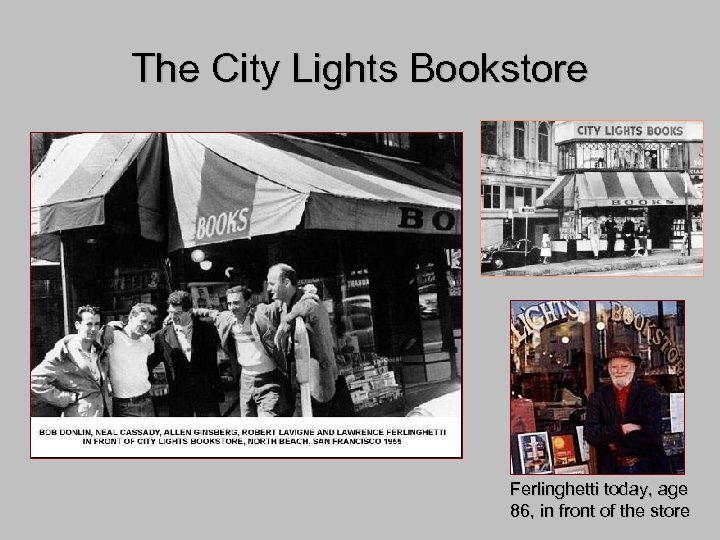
[511,301,581,346]
[609,302,684,388]
[609,198,680,206]
[555,121,702,142]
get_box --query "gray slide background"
[6,0,716,537]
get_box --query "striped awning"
[166,133,460,250]
[31,133,162,260]
[537,171,702,209]
[31,133,461,258]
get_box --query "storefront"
[537,122,703,259]
[510,300,685,474]
[31,133,462,416]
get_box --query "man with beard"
[585,343,670,474]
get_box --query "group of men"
[587,216,649,259]
[31,263,338,418]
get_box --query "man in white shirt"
[588,218,601,259]
[106,303,157,417]
[205,286,291,417]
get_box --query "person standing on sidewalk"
[622,217,635,257]
[585,343,670,474]
[587,218,601,259]
[105,303,158,417]
[636,220,649,257]
[31,305,111,417]
[149,291,224,417]
[604,215,617,258]
[269,263,339,416]
[540,227,552,264]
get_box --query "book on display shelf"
[518,431,553,475]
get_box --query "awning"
[166,134,461,250]
[31,133,158,259]
[537,171,702,209]
[31,133,462,257]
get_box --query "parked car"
[481,238,541,271]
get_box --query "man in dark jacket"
[636,220,650,257]
[149,291,223,416]
[604,216,617,258]
[621,218,635,257]
[269,263,339,416]
[585,343,670,474]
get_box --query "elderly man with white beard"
[585,343,670,474]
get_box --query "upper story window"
[481,122,498,155]
[538,123,550,162]
[558,141,688,171]
[514,122,526,159]
[482,184,501,209]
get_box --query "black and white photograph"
[30,132,462,457]
[481,121,703,276]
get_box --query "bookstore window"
[415,261,441,354]
[538,122,550,162]
[482,184,501,209]
[481,121,498,155]
[514,122,526,159]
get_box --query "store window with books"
[103,264,169,325]
[511,300,685,475]
[308,269,404,415]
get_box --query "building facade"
[481,121,558,247]
[539,121,703,257]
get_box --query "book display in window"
[550,433,577,467]
[104,266,167,323]
[518,431,553,474]
[510,398,536,435]
[555,464,589,475]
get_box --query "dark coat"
[585,378,670,474]
[604,219,617,238]
[621,219,635,238]
[149,316,223,415]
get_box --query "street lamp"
[596,320,606,360]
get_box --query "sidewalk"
[486,249,703,276]
[213,379,461,418]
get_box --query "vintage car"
[481,238,541,271]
